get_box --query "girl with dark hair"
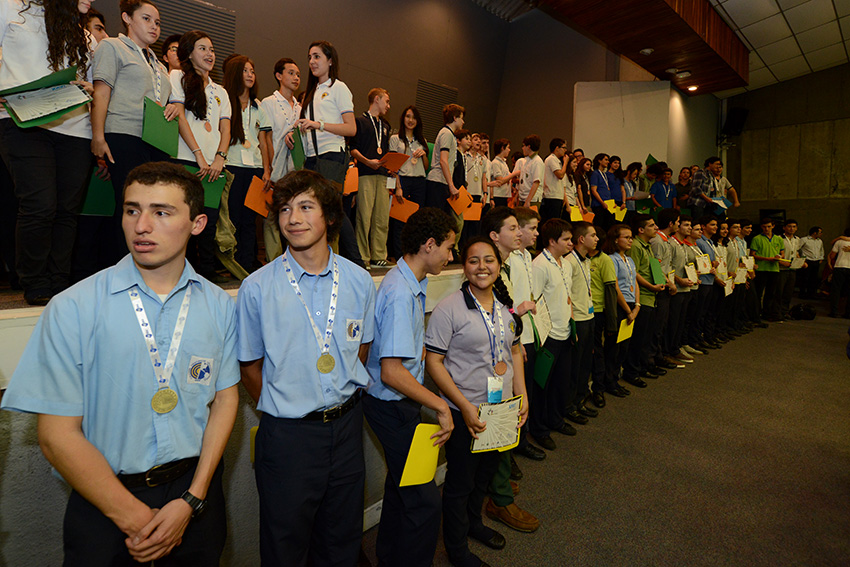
[608,223,638,394]
[589,153,615,230]
[169,29,232,281]
[425,236,527,567]
[91,0,176,264]
[387,105,429,260]
[576,157,592,214]
[223,55,270,273]
[623,161,642,220]
[0,0,97,304]
[562,153,583,214]
[293,39,361,266]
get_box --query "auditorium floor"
[362,301,850,567]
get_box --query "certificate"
[695,254,712,275]
[3,83,90,126]
[471,395,523,453]
[685,263,698,283]
[724,280,734,296]
[735,267,748,284]
[716,258,727,280]
[742,256,755,270]
[533,297,552,347]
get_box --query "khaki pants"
[355,174,390,264]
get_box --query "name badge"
[588,305,594,314]
[241,148,255,166]
[487,375,503,404]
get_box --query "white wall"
[667,88,721,171]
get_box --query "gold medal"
[243,140,251,148]
[317,353,336,374]
[204,121,212,132]
[151,388,178,414]
[494,361,507,376]
[376,147,382,155]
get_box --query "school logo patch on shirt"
[509,319,517,335]
[188,356,214,386]
[346,319,363,342]
[321,92,329,99]
[214,96,221,106]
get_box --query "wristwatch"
[215,150,227,159]
[319,120,325,132]
[181,490,207,518]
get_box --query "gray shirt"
[93,34,171,138]
[426,126,456,184]
[425,285,519,410]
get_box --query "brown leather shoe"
[485,499,540,532]
[510,480,520,496]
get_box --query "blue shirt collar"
[282,246,335,281]
[396,257,428,299]
[109,255,201,300]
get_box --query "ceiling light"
[688,86,698,91]
[639,48,654,56]
[666,68,679,74]
[676,71,692,79]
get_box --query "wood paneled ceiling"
[535,0,749,95]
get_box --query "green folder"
[645,153,658,166]
[0,66,90,128]
[291,127,305,170]
[636,198,653,215]
[80,167,116,217]
[183,165,227,208]
[142,97,178,157]
[649,257,666,285]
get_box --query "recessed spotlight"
[639,48,654,56]
[688,86,698,91]
[676,71,692,79]
[666,68,679,74]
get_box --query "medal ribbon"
[281,252,339,358]
[542,249,570,293]
[129,286,192,391]
[469,290,505,368]
[366,112,382,151]
[572,251,592,298]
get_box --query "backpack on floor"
[789,303,817,320]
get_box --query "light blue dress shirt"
[236,248,376,418]
[611,252,637,303]
[365,258,427,402]
[697,235,717,285]
[1,255,240,475]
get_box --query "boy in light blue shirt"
[363,207,457,567]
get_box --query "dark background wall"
[725,62,850,240]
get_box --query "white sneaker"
[672,352,693,364]
[681,346,700,357]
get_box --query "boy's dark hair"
[808,226,821,235]
[663,167,673,175]
[704,156,722,168]
[646,162,665,177]
[739,218,752,228]
[513,206,540,227]
[571,221,593,245]
[540,219,572,248]
[85,7,105,26]
[784,218,797,226]
[455,128,470,141]
[478,133,489,142]
[124,162,204,219]
[698,214,718,228]
[727,218,741,227]
[270,170,343,241]
[481,206,516,237]
[273,57,297,82]
[522,135,540,152]
[657,208,679,231]
[442,104,464,125]
[493,138,509,155]
[760,217,774,226]
[631,213,653,233]
[161,33,181,59]
[678,214,693,226]
[400,208,457,256]
[549,137,566,153]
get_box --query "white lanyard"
[469,289,506,367]
[519,251,534,301]
[133,42,163,103]
[205,82,216,123]
[282,252,339,357]
[129,286,192,391]
[572,251,592,298]
[618,253,636,289]
[597,170,609,190]
[274,90,296,120]
[542,249,569,293]
[661,182,672,200]
[366,112,383,150]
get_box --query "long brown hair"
[21,0,90,73]
[299,40,339,118]
[223,55,258,147]
[178,30,212,121]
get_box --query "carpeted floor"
[362,306,850,566]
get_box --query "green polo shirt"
[590,252,616,313]
[750,234,784,273]
[628,236,657,307]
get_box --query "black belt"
[303,390,361,423]
[118,457,199,489]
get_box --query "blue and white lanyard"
[281,253,339,357]
[572,251,592,299]
[129,286,192,391]
[470,291,506,368]
[542,249,569,293]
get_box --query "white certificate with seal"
[471,395,523,453]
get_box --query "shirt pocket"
[177,340,220,402]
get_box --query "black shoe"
[578,403,598,418]
[533,435,556,451]
[515,443,546,460]
[565,410,588,425]
[616,384,631,395]
[469,527,506,550]
[605,387,627,398]
[24,292,52,306]
[591,390,606,408]
[509,455,523,480]
[648,366,667,376]
[714,334,730,343]
[554,421,577,436]
[698,340,719,350]
[623,376,647,388]
[640,371,659,379]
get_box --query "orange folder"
[582,210,595,223]
[244,176,272,216]
[463,202,483,221]
[343,165,359,195]
[530,205,538,213]
[389,197,420,222]
[379,152,410,173]
[447,186,473,216]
